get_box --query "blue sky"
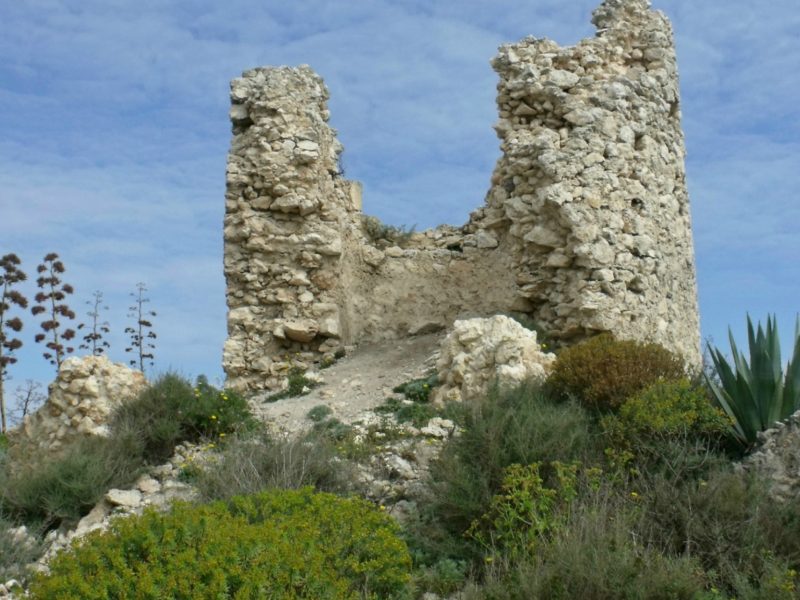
[1,0,798,415]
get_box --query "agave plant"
[705,314,800,448]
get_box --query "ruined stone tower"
[223,0,701,393]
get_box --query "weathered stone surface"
[6,356,146,458]
[739,410,800,502]
[223,0,701,394]
[432,316,555,404]
[283,319,319,343]
[105,489,142,508]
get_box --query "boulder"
[432,315,555,404]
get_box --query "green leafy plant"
[0,253,28,433]
[265,366,318,402]
[601,379,733,482]
[407,382,596,566]
[466,462,580,561]
[547,333,687,411]
[462,486,710,600]
[375,397,440,427]
[30,252,76,371]
[639,465,800,598]
[393,373,438,403]
[0,371,259,529]
[111,373,256,464]
[616,379,731,439]
[0,434,143,529]
[705,314,800,448]
[410,558,469,597]
[30,488,412,599]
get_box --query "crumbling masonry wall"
[223,0,701,393]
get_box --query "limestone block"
[105,489,143,508]
[432,316,555,404]
[283,319,319,343]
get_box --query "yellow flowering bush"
[617,378,731,439]
[30,488,411,599]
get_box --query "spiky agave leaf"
[706,314,800,449]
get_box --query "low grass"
[193,428,357,502]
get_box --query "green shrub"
[0,514,44,586]
[639,466,800,597]
[410,558,470,597]
[307,404,334,422]
[706,314,800,448]
[600,379,733,478]
[393,373,438,403]
[194,429,356,502]
[409,381,597,564]
[265,366,319,402]
[1,373,254,529]
[0,435,143,528]
[462,487,709,600]
[465,462,596,561]
[547,333,687,411]
[617,379,731,439]
[313,417,356,443]
[375,397,440,427]
[30,488,412,599]
[111,372,255,464]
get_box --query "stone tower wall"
[223,0,701,393]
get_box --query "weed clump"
[362,215,416,247]
[265,366,318,403]
[194,428,355,502]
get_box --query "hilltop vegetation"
[1,319,800,598]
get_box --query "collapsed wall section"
[223,0,702,394]
[222,68,520,393]
[472,0,700,362]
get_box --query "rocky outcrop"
[7,356,146,457]
[223,0,701,394]
[739,410,800,502]
[432,316,555,404]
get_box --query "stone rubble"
[224,0,702,396]
[738,409,800,502]
[5,356,146,460]
[432,316,555,404]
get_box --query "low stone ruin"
[6,356,146,459]
[223,0,701,393]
